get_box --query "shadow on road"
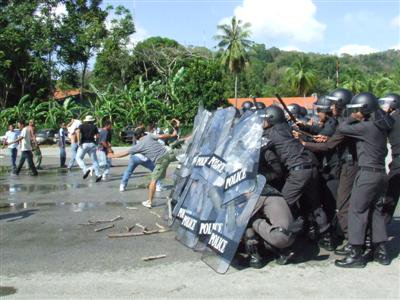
[0,209,38,222]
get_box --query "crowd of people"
[242,89,399,269]
[2,88,399,270]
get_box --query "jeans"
[98,150,111,176]
[68,143,79,168]
[15,150,38,175]
[60,146,66,167]
[9,148,17,168]
[76,143,100,177]
[121,154,155,187]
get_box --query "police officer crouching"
[335,92,393,268]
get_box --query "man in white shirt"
[2,123,20,170]
[9,120,38,176]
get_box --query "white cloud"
[280,46,301,52]
[390,15,400,28]
[221,0,326,43]
[334,44,379,56]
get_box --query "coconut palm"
[214,17,252,104]
[285,55,316,97]
[341,68,365,94]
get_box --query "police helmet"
[287,103,301,117]
[299,106,308,117]
[241,101,254,112]
[264,105,286,126]
[314,95,332,113]
[347,92,379,115]
[254,102,266,110]
[378,93,400,110]
[327,88,353,108]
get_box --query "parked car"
[120,125,136,143]
[35,129,57,145]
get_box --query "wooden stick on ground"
[125,225,135,232]
[155,222,166,230]
[94,224,114,232]
[108,232,145,238]
[135,223,147,231]
[149,211,161,218]
[126,207,138,210]
[142,254,167,261]
[88,216,123,225]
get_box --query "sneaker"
[95,176,102,182]
[142,200,152,209]
[156,182,165,192]
[102,174,108,181]
[119,184,126,192]
[83,170,91,179]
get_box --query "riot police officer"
[261,105,333,249]
[335,92,392,268]
[379,93,400,222]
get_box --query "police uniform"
[338,115,389,246]
[385,109,400,220]
[263,122,330,234]
[304,115,358,237]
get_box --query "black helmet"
[327,88,353,108]
[254,102,266,110]
[299,106,308,117]
[347,92,378,115]
[287,103,301,117]
[378,93,400,110]
[314,95,332,113]
[241,101,254,112]
[264,105,286,126]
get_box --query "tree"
[58,0,107,99]
[214,17,252,104]
[341,67,365,94]
[285,55,316,97]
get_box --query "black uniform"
[304,117,358,237]
[300,116,339,221]
[263,123,329,234]
[385,109,400,220]
[338,114,390,245]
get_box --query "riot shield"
[172,107,237,223]
[201,175,266,274]
[168,107,212,222]
[176,110,264,250]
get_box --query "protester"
[9,120,38,176]
[28,120,42,170]
[2,123,20,170]
[67,118,81,170]
[98,120,113,180]
[76,115,102,182]
[59,122,67,168]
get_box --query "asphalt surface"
[0,148,399,299]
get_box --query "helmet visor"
[378,97,394,110]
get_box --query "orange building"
[227,96,317,109]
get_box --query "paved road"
[0,152,399,299]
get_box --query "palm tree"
[214,17,252,105]
[341,68,365,94]
[285,55,316,97]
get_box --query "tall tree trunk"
[234,75,238,108]
[48,52,53,97]
[80,61,87,102]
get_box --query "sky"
[98,0,400,55]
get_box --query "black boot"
[318,231,335,251]
[245,240,263,269]
[335,245,366,268]
[307,221,319,242]
[264,242,295,265]
[373,242,390,265]
[334,241,351,256]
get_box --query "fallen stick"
[107,228,170,238]
[94,224,114,232]
[88,216,123,225]
[125,225,135,232]
[155,222,166,230]
[149,211,161,218]
[142,254,167,261]
[126,206,138,210]
[135,223,147,231]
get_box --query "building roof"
[227,97,317,109]
[53,89,81,100]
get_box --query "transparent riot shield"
[172,107,237,224]
[176,110,264,250]
[201,175,266,274]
